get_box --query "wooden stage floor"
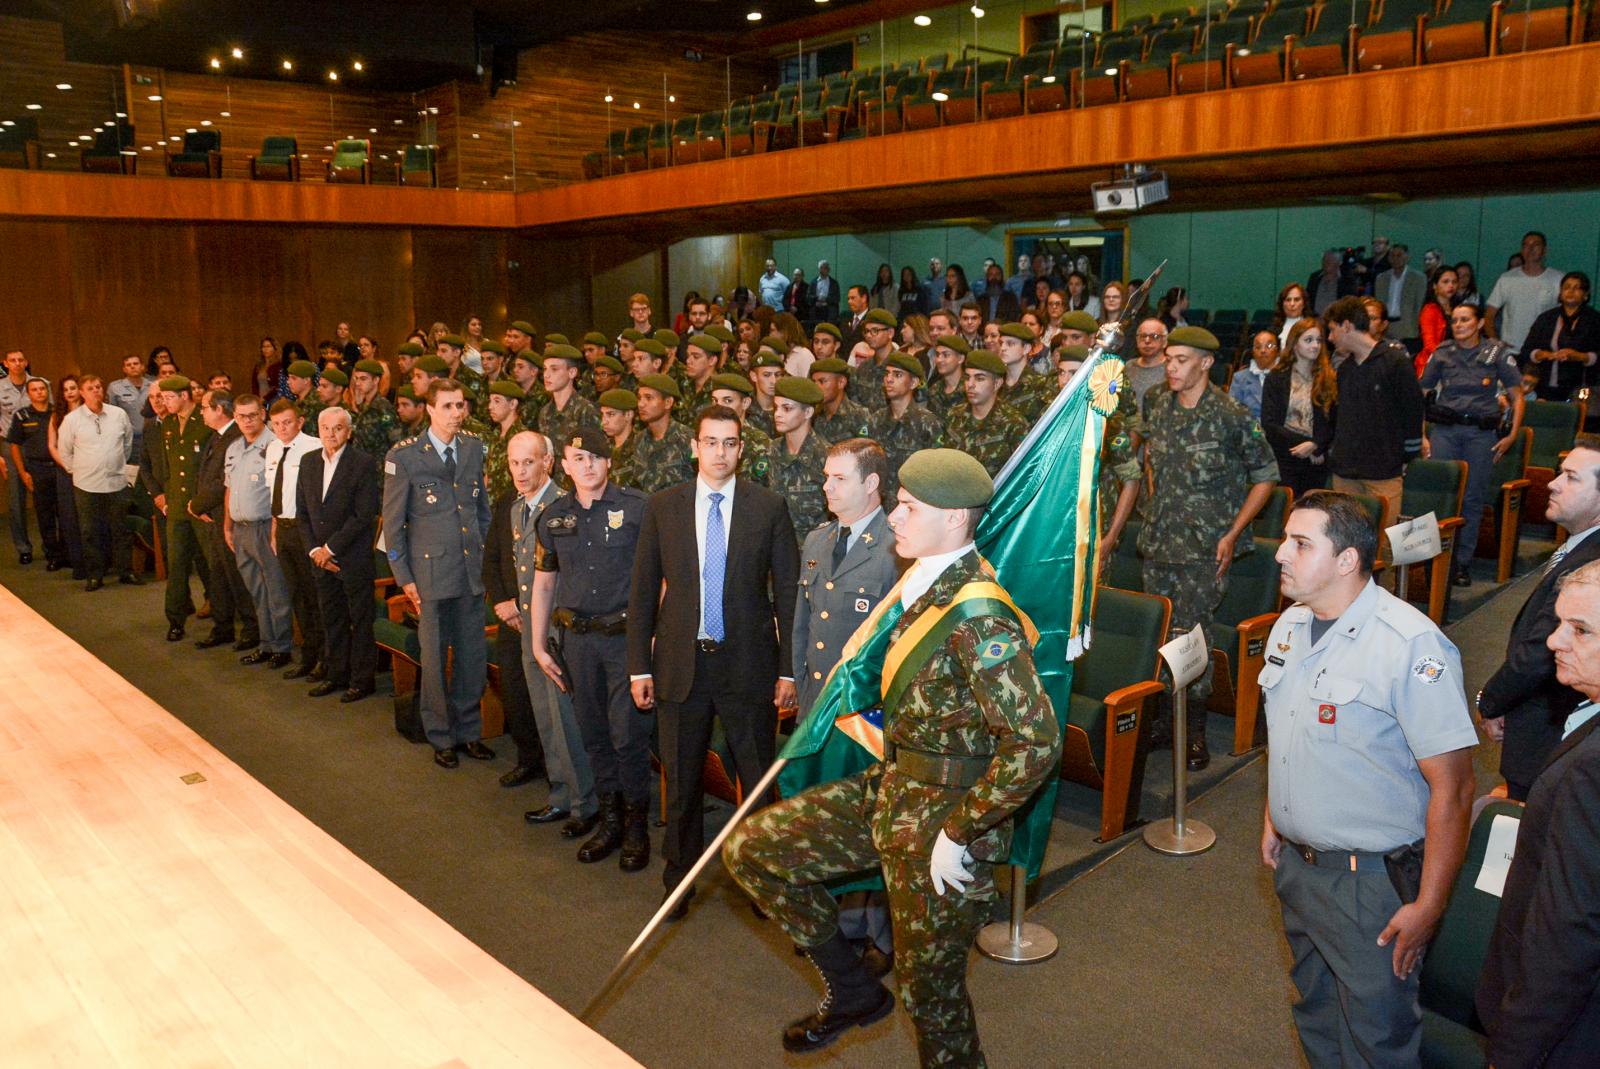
[0,584,639,1068]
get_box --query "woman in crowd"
[250,337,282,403]
[1020,308,1053,371]
[783,269,808,319]
[1030,275,1053,314]
[899,313,932,366]
[1261,319,1337,499]
[1230,329,1281,419]
[733,339,756,372]
[1043,290,1068,341]
[462,314,486,371]
[46,373,84,579]
[896,266,925,320]
[1098,280,1127,326]
[1274,282,1309,345]
[940,263,971,313]
[145,345,173,379]
[869,263,896,311]
[1453,261,1482,308]
[771,311,813,379]
[1524,271,1600,404]
[1416,265,1458,375]
[1156,287,1189,330]
[1066,271,1101,317]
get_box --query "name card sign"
[1386,512,1442,567]
[1159,623,1209,689]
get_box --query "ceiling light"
[56,83,71,90]
[142,145,151,150]
[147,94,161,101]
[1236,47,1251,56]
[327,70,338,81]
[369,127,376,132]
[427,106,438,114]
[26,103,42,110]
[200,120,212,126]
[971,5,985,16]
[0,121,11,127]
[931,91,948,101]
[471,132,480,138]
[352,61,364,72]
[120,150,136,156]
[77,135,90,141]
[209,57,221,69]
[282,59,293,70]
[603,94,613,103]
[512,120,521,127]
[1041,74,1057,83]
[914,14,932,25]
[324,144,333,150]
[186,127,197,133]
[1103,67,1118,75]
[632,101,640,109]
[393,118,403,124]
[170,135,181,141]
[746,10,762,20]
[231,47,244,59]
[219,110,230,117]
[116,111,126,117]
[46,152,56,158]
[668,94,676,102]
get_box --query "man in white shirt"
[264,398,325,679]
[1487,231,1564,356]
[57,374,137,590]
[1381,244,1428,342]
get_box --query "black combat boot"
[618,801,650,872]
[782,932,894,1053]
[577,792,625,863]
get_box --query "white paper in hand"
[1473,813,1520,898]
[1159,623,1209,689]
[1386,512,1442,567]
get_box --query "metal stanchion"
[1142,683,1217,855]
[976,863,1057,964]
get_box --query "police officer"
[528,428,652,869]
[1420,301,1524,587]
[1261,490,1478,1069]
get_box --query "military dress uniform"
[814,396,874,444]
[768,428,832,543]
[484,425,518,505]
[454,364,489,419]
[1259,579,1477,1069]
[925,381,966,422]
[294,393,326,430]
[612,421,695,494]
[738,422,772,485]
[747,402,777,439]
[161,408,215,632]
[867,403,945,503]
[794,508,900,716]
[945,401,1028,478]
[673,379,717,427]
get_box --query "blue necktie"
[703,492,726,642]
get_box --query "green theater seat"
[326,138,372,184]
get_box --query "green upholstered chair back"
[1104,519,1145,593]
[1215,537,1283,627]
[1489,426,1531,486]
[90,122,135,153]
[605,129,627,154]
[1420,800,1523,1029]
[181,129,220,154]
[1253,484,1292,537]
[331,139,369,167]
[1403,458,1468,520]
[1524,400,1580,469]
[1072,586,1168,704]
[401,144,434,172]
[260,135,298,162]
[0,116,41,145]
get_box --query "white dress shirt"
[320,444,346,498]
[56,403,133,493]
[901,542,975,610]
[263,432,320,519]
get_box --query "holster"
[1383,839,1425,905]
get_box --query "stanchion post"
[976,863,1058,964]
[1143,624,1217,856]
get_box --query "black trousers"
[199,514,254,640]
[74,486,132,579]
[1275,455,1330,503]
[657,646,777,887]
[314,565,376,690]
[23,461,64,565]
[495,624,544,767]
[275,519,324,667]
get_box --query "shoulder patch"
[1250,421,1265,438]
[977,637,1017,669]
[1411,655,1447,685]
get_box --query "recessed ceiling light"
[971,5,985,16]
[282,59,293,71]
[231,47,244,59]
[512,120,521,127]
[209,57,221,69]
[26,103,42,110]
[147,94,162,102]
[931,91,948,101]
[746,10,762,20]
[45,152,56,158]
[1236,47,1252,56]
[142,145,151,150]
[202,120,213,126]
[116,111,126,118]
[327,70,338,81]
[1103,67,1118,75]
[369,127,376,133]
[427,106,438,114]
[0,121,12,127]
[219,111,230,117]
[632,101,640,109]
[393,118,403,124]
[56,83,72,90]
[471,132,480,138]
[186,127,197,133]
[914,15,932,26]
[668,94,676,102]
[352,61,364,71]
[170,135,181,141]
[77,135,90,141]
[1041,74,1057,83]
[603,94,613,103]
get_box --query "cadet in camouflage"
[673,333,723,427]
[482,379,527,504]
[867,353,945,502]
[945,351,1028,478]
[995,324,1052,424]
[845,308,899,407]
[709,373,772,485]
[767,377,833,543]
[924,337,971,422]
[349,359,400,484]
[437,334,488,419]
[810,359,874,443]
[611,373,696,493]
[535,346,603,452]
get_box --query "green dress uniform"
[161,411,215,630]
[867,403,945,503]
[611,420,696,494]
[536,393,602,447]
[739,422,772,485]
[815,397,874,444]
[945,401,1028,478]
[726,549,1061,1068]
[515,382,552,424]
[767,428,832,544]
[454,364,488,419]
[484,425,517,505]
[351,396,399,483]
[673,379,717,427]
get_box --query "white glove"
[929,830,974,897]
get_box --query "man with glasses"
[224,395,294,669]
[56,374,138,591]
[1230,330,1282,420]
[1127,317,1171,412]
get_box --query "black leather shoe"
[578,795,625,864]
[19,552,32,565]
[307,663,327,682]
[662,886,695,923]
[499,763,543,788]
[233,637,260,652]
[782,983,894,1053]
[283,662,313,680]
[619,802,650,872]
[339,686,373,704]
[267,652,293,669]
[561,811,603,839]
[524,805,570,825]
[118,572,143,585]
[1186,736,1211,773]
[45,560,62,572]
[166,627,184,642]
[307,681,340,698]
[195,632,234,650]
[84,577,103,592]
[458,741,494,761]
[240,649,274,665]
[434,747,459,769]
[1452,568,1473,588]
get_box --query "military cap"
[1000,322,1036,343]
[285,360,318,379]
[1060,310,1099,334]
[710,372,753,396]
[933,335,971,356]
[1167,325,1221,352]
[886,353,925,381]
[560,427,612,460]
[759,334,788,354]
[582,331,610,348]
[416,355,450,375]
[775,376,823,407]
[812,322,842,341]
[396,342,425,357]
[319,367,349,387]
[511,349,543,368]
[809,358,850,378]
[438,333,465,349]
[594,354,624,374]
[544,333,570,348]
[620,328,645,343]
[543,343,583,365]
[157,374,191,393]
[598,388,638,412]
[1058,344,1090,364]
[396,384,417,401]
[687,333,722,355]
[479,339,506,355]
[753,351,786,370]
[634,337,668,358]
[636,373,681,401]
[488,379,526,400]
[705,324,736,345]
[965,350,1006,377]
[653,328,680,348]
[863,308,897,329]
[353,358,385,378]
[899,448,994,509]
[509,320,537,336]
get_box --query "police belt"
[1279,836,1389,873]
[1425,404,1500,431]
[883,742,990,788]
[552,608,628,636]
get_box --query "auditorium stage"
[0,583,639,1068]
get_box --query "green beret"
[1058,344,1090,363]
[583,331,610,348]
[634,338,667,358]
[809,358,850,378]
[636,373,681,401]
[512,349,543,368]
[286,360,318,379]
[775,376,823,407]
[705,324,735,345]
[598,389,638,412]
[753,352,786,370]
[710,372,753,396]
[319,367,349,387]
[396,342,424,357]
[886,353,925,381]
[489,380,526,400]
[415,355,450,375]
[395,384,417,402]
[509,320,537,336]
[620,328,644,343]
[439,333,465,349]
[760,334,788,353]
[353,358,384,378]
[158,375,191,393]
[559,427,612,460]
[863,308,897,329]
[543,333,569,347]
[933,336,971,356]
[812,322,842,341]
[653,329,680,348]
[965,350,1006,377]
[543,344,582,365]
[1167,325,1220,353]
[1000,322,1036,343]
[687,333,721,355]
[594,354,624,374]
[898,448,994,508]
[1059,310,1099,334]
[479,339,506,355]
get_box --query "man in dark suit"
[1477,437,1600,799]
[189,389,256,650]
[1477,559,1600,1069]
[297,407,379,702]
[978,263,1021,325]
[810,260,841,327]
[839,285,870,353]
[628,404,799,917]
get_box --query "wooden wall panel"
[190,225,309,380]
[0,221,78,375]
[0,18,127,173]
[410,230,511,334]
[67,223,204,374]
[506,236,592,339]
[301,229,416,349]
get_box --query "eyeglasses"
[1136,332,1167,341]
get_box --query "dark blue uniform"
[536,482,653,807]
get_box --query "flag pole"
[581,756,790,1023]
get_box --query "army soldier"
[544,332,571,353]
[315,366,348,412]
[394,384,427,438]
[611,373,695,494]
[382,379,496,770]
[506,349,549,421]
[748,351,784,437]
[349,358,398,483]
[285,359,324,428]
[504,320,537,363]
[1104,326,1280,770]
[925,336,970,421]
[591,354,627,397]
[624,333,663,383]
[811,359,873,444]
[846,308,898,407]
[673,333,721,426]
[1056,343,1090,391]
[808,322,843,386]
[157,375,214,642]
[478,339,510,385]
[996,323,1051,423]
[1261,491,1477,1069]
[654,328,689,393]
[726,448,1061,1067]
[1057,310,1098,351]
[705,324,738,371]
[535,345,602,447]
[411,354,449,399]
[528,429,653,869]
[769,377,833,542]
[483,379,526,504]
[710,372,772,485]
[1420,302,1524,586]
[598,388,637,456]
[868,353,945,503]
[437,333,487,418]
[946,351,1028,478]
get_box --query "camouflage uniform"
[768,428,832,543]
[294,394,326,430]
[747,403,777,439]
[945,401,1028,479]
[739,422,772,485]
[673,379,717,427]
[867,402,946,502]
[611,420,696,494]
[999,370,1052,424]
[536,393,602,448]
[514,381,552,423]
[814,397,873,445]
[925,381,966,422]
[847,358,888,408]
[725,550,1061,1069]
[453,364,488,420]
[483,424,518,505]
[351,396,399,483]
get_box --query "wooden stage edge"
[0,582,640,1068]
